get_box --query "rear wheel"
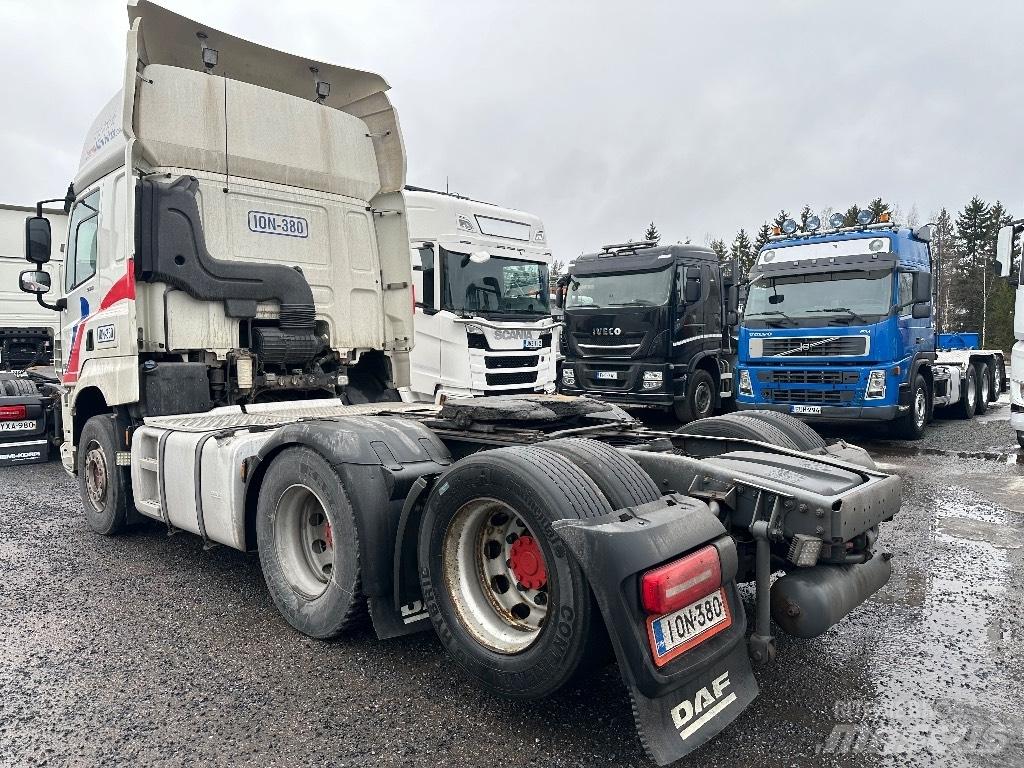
[419,446,613,699]
[541,437,661,508]
[78,415,130,535]
[676,413,802,451]
[892,374,929,440]
[953,365,978,420]
[673,368,715,424]
[256,447,363,639]
[992,358,1005,400]
[733,410,826,452]
[974,363,990,414]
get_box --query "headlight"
[865,369,886,399]
[738,369,753,396]
[561,368,576,386]
[642,371,663,381]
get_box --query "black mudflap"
[552,493,759,766]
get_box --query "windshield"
[745,270,892,322]
[441,248,550,316]
[566,267,673,309]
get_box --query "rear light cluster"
[641,545,722,615]
[0,405,27,421]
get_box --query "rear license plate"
[523,338,543,350]
[0,420,35,432]
[595,371,618,380]
[647,588,731,666]
[791,405,821,415]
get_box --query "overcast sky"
[2,0,1022,258]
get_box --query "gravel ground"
[2,411,1023,768]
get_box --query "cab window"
[898,272,914,315]
[65,191,100,291]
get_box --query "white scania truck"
[403,186,557,402]
[17,3,901,763]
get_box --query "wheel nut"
[534,592,547,606]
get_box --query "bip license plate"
[647,588,731,666]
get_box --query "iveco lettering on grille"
[592,328,622,336]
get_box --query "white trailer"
[14,3,900,763]
[403,187,558,402]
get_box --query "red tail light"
[0,405,28,421]
[641,545,722,615]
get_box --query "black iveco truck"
[557,241,740,422]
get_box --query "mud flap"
[551,493,759,766]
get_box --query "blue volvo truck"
[735,213,1005,439]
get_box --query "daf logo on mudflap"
[494,329,535,340]
[670,671,736,740]
[592,327,622,336]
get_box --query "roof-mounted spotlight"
[857,209,875,226]
[805,214,821,232]
[828,212,846,229]
[310,66,330,103]
[781,218,799,235]
[197,31,218,72]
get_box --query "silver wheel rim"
[980,371,990,403]
[274,484,334,599]
[694,381,713,417]
[84,440,109,513]
[914,388,927,428]
[442,498,550,654]
[967,373,976,408]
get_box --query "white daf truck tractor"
[18,3,901,764]
[403,186,558,402]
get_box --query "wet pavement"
[2,406,1023,767]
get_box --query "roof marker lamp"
[781,218,799,235]
[857,209,875,226]
[829,212,846,229]
[805,215,821,233]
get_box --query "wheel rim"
[274,484,334,599]
[980,371,990,403]
[694,381,713,418]
[966,373,976,407]
[83,440,108,513]
[442,498,550,654]
[914,388,927,428]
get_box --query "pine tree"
[548,258,566,292]
[932,208,956,332]
[799,204,813,229]
[867,197,892,222]
[984,201,1014,351]
[730,229,755,274]
[644,222,660,243]
[753,223,772,253]
[950,197,991,333]
[772,210,790,231]
[842,204,862,227]
[709,238,727,262]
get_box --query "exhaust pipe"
[770,554,891,639]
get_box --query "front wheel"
[78,414,131,535]
[892,374,929,440]
[674,368,715,424]
[954,365,978,420]
[418,446,613,699]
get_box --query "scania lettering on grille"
[592,328,622,336]
[493,329,535,340]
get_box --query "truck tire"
[676,413,802,451]
[992,357,1005,399]
[419,445,613,699]
[78,415,131,535]
[953,365,978,420]
[974,363,990,414]
[256,446,364,639]
[891,374,929,440]
[673,368,715,424]
[732,410,827,452]
[541,437,661,508]
[0,377,38,397]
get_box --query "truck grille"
[469,333,552,351]
[486,371,539,386]
[485,355,540,369]
[763,388,855,405]
[757,370,860,385]
[752,336,868,357]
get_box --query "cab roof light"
[828,212,846,229]
[857,209,875,226]
[804,214,821,233]
[878,212,891,223]
[781,218,799,235]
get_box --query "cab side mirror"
[19,269,51,295]
[911,272,931,304]
[684,278,701,303]
[25,217,52,265]
[996,224,1015,279]
[911,302,931,320]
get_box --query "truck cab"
[403,187,557,401]
[737,215,1003,438]
[558,242,737,422]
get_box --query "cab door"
[408,243,443,398]
[59,189,101,384]
[673,264,704,355]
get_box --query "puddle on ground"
[936,516,1024,548]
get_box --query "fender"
[551,493,757,766]
[248,415,451,639]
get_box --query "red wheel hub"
[324,521,334,550]
[508,535,547,590]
